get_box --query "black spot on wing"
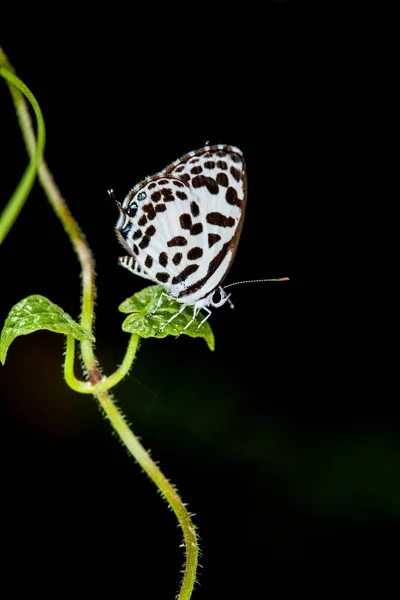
[190,223,203,235]
[143,203,156,220]
[187,247,203,260]
[216,173,228,187]
[156,272,170,283]
[225,186,242,207]
[126,204,137,217]
[180,214,192,230]
[159,252,168,267]
[230,166,241,182]
[204,161,215,169]
[145,225,156,237]
[192,175,219,195]
[206,212,235,227]
[139,236,151,249]
[208,233,221,248]
[190,202,200,217]
[172,252,182,265]
[167,236,187,247]
[171,264,199,285]
[161,188,175,202]
[207,242,229,274]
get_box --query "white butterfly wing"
[116,144,247,305]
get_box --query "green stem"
[64,332,198,599]
[1,43,199,598]
[1,49,98,376]
[95,390,199,600]
[64,334,140,393]
[0,67,45,244]
[64,335,95,393]
[98,333,140,390]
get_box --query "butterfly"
[115,144,247,332]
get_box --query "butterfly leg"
[180,305,210,333]
[180,306,198,333]
[196,307,212,330]
[149,291,170,316]
[156,302,188,334]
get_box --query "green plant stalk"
[1,44,199,598]
[0,67,45,244]
[64,334,140,394]
[96,389,199,600]
[0,49,97,376]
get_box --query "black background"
[0,3,396,598]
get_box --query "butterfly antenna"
[224,277,289,290]
[108,189,121,210]
[227,296,235,310]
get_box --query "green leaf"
[0,295,95,364]
[119,285,215,351]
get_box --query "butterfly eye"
[137,191,147,201]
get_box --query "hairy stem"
[1,47,98,374]
[1,43,199,598]
[96,390,199,600]
[64,334,140,394]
